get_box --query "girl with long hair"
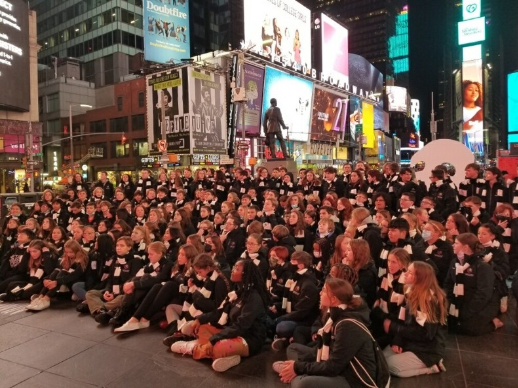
[287,210,314,253]
[343,239,377,308]
[26,240,89,311]
[131,225,151,262]
[445,213,470,242]
[382,261,447,377]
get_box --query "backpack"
[336,318,391,388]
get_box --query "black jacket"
[94,180,115,200]
[223,228,246,267]
[294,303,377,388]
[277,269,319,325]
[199,289,268,356]
[424,238,454,287]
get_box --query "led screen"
[0,0,30,111]
[144,0,190,64]
[310,87,347,141]
[507,72,518,147]
[458,17,485,46]
[261,66,314,142]
[321,13,348,85]
[462,59,484,153]
[244,0,311,69]
[387,86,408,113]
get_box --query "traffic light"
[22,157,27,169]
[121,133,127,145]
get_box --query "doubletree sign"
[463,0,481,21]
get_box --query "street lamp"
[69,104,93,166]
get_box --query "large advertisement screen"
[348,54,384,107]
[261,66,313,142]
[463,0,481,20]
[458,17,485,46]
[462,59,484,153]
[321,13,348,86]
[147,67,192,155]
[144,0,190,64]
[349,96,362,141]
[189,69,227,155]
[236,63,265,137]
[0,0,30,111]
[310,87,348,142]
[387,86,408,113]
[244,0,311,69]
[509,72,518,135]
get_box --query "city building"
[0,6,41,192]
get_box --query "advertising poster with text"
[310,87,348,142]
[236,64,265,137]
[462,59,484,153]
[144,0,190,64]
[146,67,191,155]
[243,0,311,69]
[261,66,314,142]
[189,70,227,154]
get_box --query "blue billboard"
[144,0,190,64]
[509,72,518,144]
[261,67,314,142]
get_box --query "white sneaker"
[30,294,40,302]
[139,320,150,329]
[26,298,42,310]
[271,337,287,351]
[114,321,141,333]
[171,340,198,355]
[31,298,51,311]
[212,355,241,372]
[272,361,285,374]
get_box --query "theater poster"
[236,64,265,137]
[189,69,227,154]
[310,87,348,142]
[146,67,191,155]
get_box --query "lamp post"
[69,104,93,167]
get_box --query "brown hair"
[325,278,362,309]
[348,239,371,271]
[405,261,447,325]
[62,239,88,271]
[388,248,411,270]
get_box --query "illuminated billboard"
[144,0,190,64]
[235,64,265,137]
[320,14,348,85]
[348,54,384,107]
[362,102,375,148]
[458,17,485,46]
[310,87,348,142]
[261,66,314,142]
[462,59,484,153]
[463,0,481,20]
[387,86,408,113]
[508,72,518,145]
[147,67,192,155]
[244,0,311,69]
[0,0,30,111]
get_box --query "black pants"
[267,131,288,158]
[133,281,181,320]
[6,281,43,301]
[0,274,27,293]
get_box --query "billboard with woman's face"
[462,59,484,153]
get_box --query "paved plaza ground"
[0,299,517,388]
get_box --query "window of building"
[46,119,62,136]
[131,114,145,130]
[138,92,145,108]
[133,139,149,156]
[47,93,59,113]
[110,117,128,132]
[92,142,107,158]
[90,120,106,133]
[117,96,123,111]
[112,141,130,158]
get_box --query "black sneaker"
[271,337,287,351]
[76,302,90,314]
[0,293,10,302]
[94,310,113,325]
[163,332,193,348]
